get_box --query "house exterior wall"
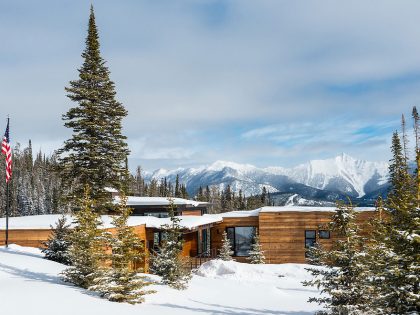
[209,210,377,264]
[259,210,376,263]
[0,229,52,247]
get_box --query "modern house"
[0,196,377,268]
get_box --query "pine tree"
[58,5,129,211]
[90,194,155,303]
[61,188,105,288]
[218,231,234,261]
[175,174,181,198]
[373,130,420,313]
[150,198,191,289]
[247,230,265,264]
[303,202,372,314]
[41,215,72,265]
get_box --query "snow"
[0,214,222,231]
[210,205,375,218]
[114,196,206,207]
[0,245,323,315]
[266,153,388,198]
[259,206,375,213]
[104,187,118,193]
[218,209,261,217]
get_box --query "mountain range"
[145,153,390,206]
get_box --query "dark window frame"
[225,226,256,257]
[305,230,317,249]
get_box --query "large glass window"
[226,226,256,256]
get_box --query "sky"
[0,0,419,171]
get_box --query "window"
[305,230,316,249]
[319,230,330,239]
[226,226,256,256]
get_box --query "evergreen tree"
[90,194,155,304]
[205,185,211,202]
[218,231,234,261]
[175,174,181,198]
[58,5,129,211]
[373,130,419,313]
[41,215,72,265]
[247,230,265,264]
[150,198,191,289]
[303,202,372,315]
[61,188,105,289]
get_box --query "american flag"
[1,119,12,183]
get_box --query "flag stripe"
[2,121,12,183]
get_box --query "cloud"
[1,0,419,170]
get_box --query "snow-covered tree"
[61,188,105,289]
[57,5,129,210]
[218,231,234,261]
[90,194,155,303]
[150,198,191,289]
[303,202,372,315]
[41,215,72,265]
[247,230,265,264]
[367,129,420,313]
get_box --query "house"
[0,199,377,267]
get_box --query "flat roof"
[0,214,221,231]
[114,196,207,207]
[218,206,376,218]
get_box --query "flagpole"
[4,117,9,248]
[5,179,8,248]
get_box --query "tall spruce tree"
[61,188,105,289]
[90,194,155,304]
[58,6,129,210]
[375,130,420,313]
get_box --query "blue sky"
[0,0,419,171]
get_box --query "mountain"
[145,154,390,206]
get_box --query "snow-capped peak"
[145,154,389,198]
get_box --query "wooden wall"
[259,211,377,264]
[182,231,198,257]
[0,229,52,248]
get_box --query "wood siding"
[259,211,377,264]
[0,229,52,248]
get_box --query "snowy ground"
[0,245,323,315]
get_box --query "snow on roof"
[211,206,376,218]
[114,196,207,207]
[258,206,376,213]
[0,214,221,231]
[218,209,261,218]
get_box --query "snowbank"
[0,245,323,315]
[196,259,317,282]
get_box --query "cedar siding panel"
[258,211,376,264]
